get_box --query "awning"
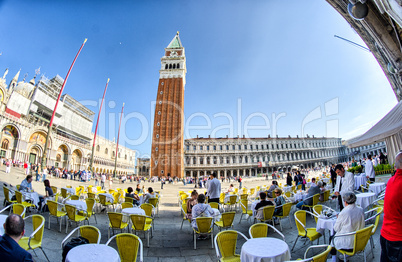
[346,100,402,147]
[346,100,402,164]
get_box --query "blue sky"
[0,0,397,159]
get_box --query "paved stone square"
[0,166,385,261]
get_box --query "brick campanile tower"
[150,32,186,178]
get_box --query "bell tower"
[150,32,187,178]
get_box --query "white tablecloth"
[306,182,313,188]
[282,186,292,193]
[62,187,76,195]
[294,192,308,202]
[99,193,114,203]
[122,207,145,223]
[22,192,40,207]
[139,195,144,205]
[0,214,7,235]
[212,208,221,221]
[251,201,259,217]
[65,200,87,211]
[322,177,329,184]
[356,192,375,210]
[66,244,120,262]
[354,175,367,190]
[122,207,145,216]
[240,237,291,262]
[316,216,337,235]
[369,183,386,195]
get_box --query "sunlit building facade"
[0,68,135,174]
[184,135,347,178]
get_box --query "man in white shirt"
[365,155,375,182]
[206,172,221,203]
[330,192,365,261]
[334,164,354,211]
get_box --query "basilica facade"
[0,69,135,175]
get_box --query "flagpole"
[89,78,109,174]
[41,38,87,171]
[114,103,124,177]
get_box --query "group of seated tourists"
[125,186,156,206]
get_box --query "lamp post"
[41,39,87,170]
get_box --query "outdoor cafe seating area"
[1,184,161,262]
[178,173,386,262]
[0,172,387,261]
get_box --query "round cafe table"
[282,186,292,193]
[122,207,145,216]
[251,201,259,217]
[294,192,308,202]
[65,244,120,262]
[212,208,221,221]
[65,200,87,211]
[354,175,367,190]
[316,216,337,236]
[99,193,114,203]
[369,182,386,195]
[0,214,7,235]
[22,192,40,207]
[356,192,376,210]
[240,237,291,262]
[62,187,76,195]
[224,194,238,203]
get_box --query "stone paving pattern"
[0,166,387,261]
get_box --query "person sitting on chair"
[266,181,279,198]
[254,192,274,220]
[19,175,33,192]
[125,187,140,205]
[186,190,198,220]
[191,194,214,239]
[143,187,156,204]
[272,189,286,216]
[330,192,365,261]
[296,181,323,209]
[226,184,234,194]
[38,179,54,212]
[0,214,33,261]
[135,184,142,194]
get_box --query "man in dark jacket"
[0,214,33,261]
[329,165,336,189]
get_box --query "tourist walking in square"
[206,172,221,203]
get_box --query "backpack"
[62,236,89,262]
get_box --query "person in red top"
[380,151,402,262]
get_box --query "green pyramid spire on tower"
[167,31,182,48]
